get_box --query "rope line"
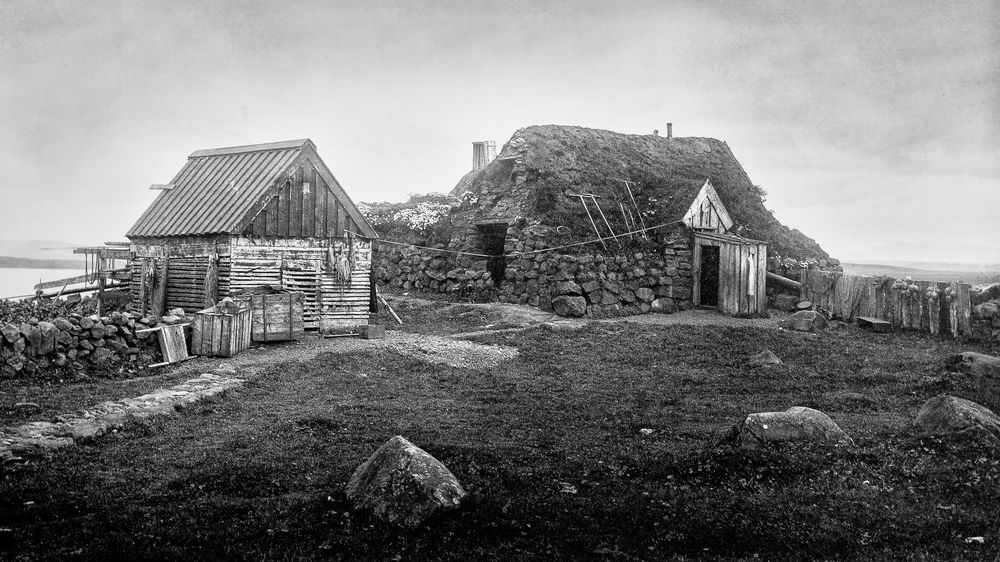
[352,220,686,259]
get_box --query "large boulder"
[784,310,828,332]
[345,436,466,527]
[947,352,1000,378]
[552,295,587,318]
[730,406,854,448]
[915,395,1000,442]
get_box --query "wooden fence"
[799,270,973,338]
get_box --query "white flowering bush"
[392,202,452,234]
[357,193,457,238]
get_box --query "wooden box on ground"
[191,303,251,357]
[248,292,305,342]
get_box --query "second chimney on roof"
[666,123,673,139]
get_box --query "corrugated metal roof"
[126,140,311,237]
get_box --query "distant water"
[0,267,84,299]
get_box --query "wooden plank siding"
[243,164,365,240]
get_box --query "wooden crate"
[191,305,251,357]
[249,292,305,342]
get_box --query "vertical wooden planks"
[277,182,290,236]
[737,244,747,315]
[692,240,702,306]
[336,202,346,238]
[326,184,337,238]
[303,172,316,238]
[290,180,302,237]
[314,174,327,238]
[757,244,767,314]
[265,197,279,237]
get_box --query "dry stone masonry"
[374,220,694,318]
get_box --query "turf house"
[372,125,831,317]
[125,139,378,330]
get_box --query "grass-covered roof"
[450,125,828,259]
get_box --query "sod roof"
[450,124,829,259]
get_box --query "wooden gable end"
[239,148,377,239]
[682,179,734,233]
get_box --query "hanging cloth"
[746,255,757,296]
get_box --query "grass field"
[2,305,999,560]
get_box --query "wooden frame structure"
[125,139,377,330]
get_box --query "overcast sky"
[1,0,997,263]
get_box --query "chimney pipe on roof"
[653,129,659,136]
[666,123,673,138]
[472,141,497,171]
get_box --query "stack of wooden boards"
[799,270,973,338]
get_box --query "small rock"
[635,287,655,303]
[13,402,41,413]
[79,317,94,330]
[89,348,114,365]
[90,325,106,339]
[639,428,654,436]
[168,308,187,317]
[552,296,587,318]
[345,435,466,527]
[915,395,1000,442]
[160,315,182,325]
[784,310,828,332]
[52,318,74,332]
[730,406,854,448]
[555,281,583,296]
[748,350,782,366]
[2,323,21,344]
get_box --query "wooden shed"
[692,232,767,315]
[685,179,767,315]
[125,139,378,330]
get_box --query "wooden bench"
[857,316,891,333]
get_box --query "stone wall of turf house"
[372,220,693,318]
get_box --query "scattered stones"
[729,406,854,448]
[345,435,466,527]
[748,350,782,366]
[915,395,1000,442]
[0,368,246,461]
[784,310,828,332]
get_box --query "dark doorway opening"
[478,223,508,288]
[699,245,720,307]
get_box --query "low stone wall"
[374,222,694,318]
[0,311,163,377]
[971,299,1000,344]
